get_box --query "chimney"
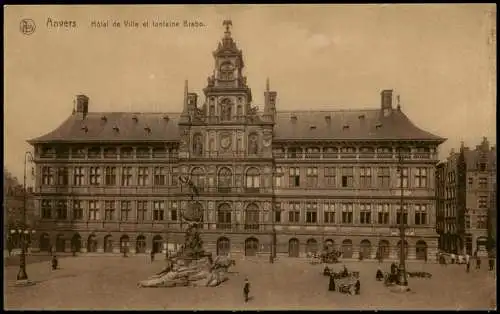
[325,115,331,124]
[381,89,393,115]
[75,95,89,116]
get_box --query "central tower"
[177,20,278,256]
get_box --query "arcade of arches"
[32,233,432,260]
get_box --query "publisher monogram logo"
[20,19,36,36]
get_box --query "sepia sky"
[4,4,496,183]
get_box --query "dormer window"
[81,125,88,133]
[113,125,119,133]
[163,115,170,122]
[144,126,151,134]
[132,115,138,123]
[375,122,383,129]
[342,124,350,130]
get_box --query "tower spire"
[223,20,232,38]
[266,77,270,92]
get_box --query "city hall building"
[29,21,445,260]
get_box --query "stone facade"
[28,21,445,260]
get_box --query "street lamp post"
[397,151,409,288]
[14,151,36,286]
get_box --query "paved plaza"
[4,255,496,310]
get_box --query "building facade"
[28,21,445,260]
[436,138,496,256]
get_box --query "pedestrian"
[354,279,361,295]
[51,255,58,270]
[465,253,470,273]
[150,250,155,263]
[390,262,397,275]
[451,252,456,265]
[243,277,250,302]
[488,256,494,271]
[424,253,428,263]
[328,274,336,291]
[376,267,384,281]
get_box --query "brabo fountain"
[138,176,235,288]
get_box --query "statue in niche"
[220,101,232,121]
[248,134,258,155]
[193,134,203,156]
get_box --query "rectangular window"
[396,205,408,225]
[42,167,54,185]
[324,167,336,187]
[468,177,473,189]
[153,201,165,221]
[289,167,300,187]
[377,204,389,224]
[341,203,353,223]
[89,167,101,185]
[121,167,132,186]
[288,201,300,223]
[414,168,427,188]
[57,167,69,185]
[41,200,52,219]
[359,203,371,224]
[288,147,300,159]
[305,147,320,159]
[137,201,148,221]
[56,200,67,220]
[397,167,409,188]
[89,200,100,220]
[73,167,85,186]
[415,204,427,225]
[378,167,390,188]
[478,196,488,209]
[324,203,336,224]
[341,167,354,188]
[105,167,117,186]
[479,177,488,189]
[120,201,131,221]
[477,215,488,229]
[154,167,167,186]
[170,201,178,221]
[306,167,318,188]
[359,167,372,188]
[305,202,318,223]
[72,200,83,220]
[274,167,283,188]
[104,201,115,221]
[137,167,149,186]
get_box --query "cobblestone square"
[4,256,496,310]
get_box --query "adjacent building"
[28,21,445,260]
[436,138,496,255]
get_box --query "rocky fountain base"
[138,222,235,288]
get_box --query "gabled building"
[436,138,496,255]
[28,21,445,260]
